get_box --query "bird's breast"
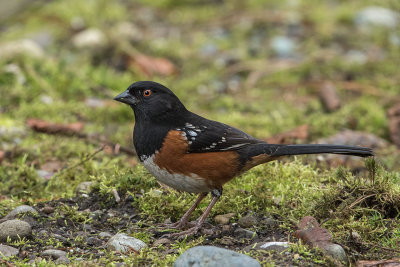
[139,130,240,192]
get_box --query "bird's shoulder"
[167,112,263,153]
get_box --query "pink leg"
[164,189,222,239]
[163,192,207,229]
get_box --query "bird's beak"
[114,90,137,105]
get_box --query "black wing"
[176,114,263,153]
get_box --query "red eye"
[143,89,152,97]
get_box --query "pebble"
[355,6,399,28]
[270,36,296,57]
[234,228,258,239]
[262,217,278,228]
[322,244,347,263]
[0,39,44,60]
[244,241,289,252]
[99,231,113,239]
[107,233,146,253]
[238,215,258,228]
[41,249,67,259]
[55,256,70,264]
[174,246,260,267]
[5,205,38,219]
[75,181,93,195]
[113,21,143,41]
[0,219,32,241]
[72,28,107,49]
[86,236,102,246]
[260,241,289,252]
[0,244,19,258]
[214,213,235,225]
[152,238,171,247]
[42,206,55,214]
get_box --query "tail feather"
[269,144,374,158]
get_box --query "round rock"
[0,244,19,258]
[214,213,235,225]
[107,233,146,253]
[0,219,32,241]
[5,205,37,219]
[322,244,347,263]
[174,246,260,267]
[41,249,67,259]
[75,181,93,195]
[238,215,258,228]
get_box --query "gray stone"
[355,6,399,28]
[75,181,93,195]
[107,233,146,253]
[322,244,347,263]
[99,231,113,239]
[214,213,235,225]
[174,246,260,267]
[0,39,44,60]
[55,256,70,264]
[238,215,258,228]
[113,21,142,41]
[41,249,67,259]
[72,28,107,49]
[270,36,296,57]
[260,241,289,252]
[5,205,38,219]
[234,228,258,239]
[244,241,289,252]
[0,219,32,241]
[0,244,18,258]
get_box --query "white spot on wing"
[187,130,197,136]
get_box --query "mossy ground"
[1,0,400,266]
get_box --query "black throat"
[132,106,189,160]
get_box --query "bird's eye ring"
[143,89,152,97]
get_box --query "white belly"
[141,155,211,193]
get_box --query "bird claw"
[161,225,201,240]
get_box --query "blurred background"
[1,0,400,264]
[1,0,400,196]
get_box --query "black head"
[114,81,187,123]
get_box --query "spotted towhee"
[114,81,373,238]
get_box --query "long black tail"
[269,144,374,158]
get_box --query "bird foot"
[159,220,197,230]
[161,225,201,240]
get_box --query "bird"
[114,81,374,238]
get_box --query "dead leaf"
[356,259,400,267]
[129,53,178,77]
[0,150,4,164]
[387,104,400,148]
[26,119,84,135]
[294,216,332,248]
[319,82,341,112]
[265,125,308,144]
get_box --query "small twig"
[61,145,105,173]
[112,189,121,203]
[0,258,14,267]
[362,241,400,253]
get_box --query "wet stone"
[234,228,258,239]
[0,244,19,258]
[41,249,67,259]
[0,219,32,242]
[107,233,146,254]
[5,205,38,219]
[238,215,258,228]
[174,246,260,267]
